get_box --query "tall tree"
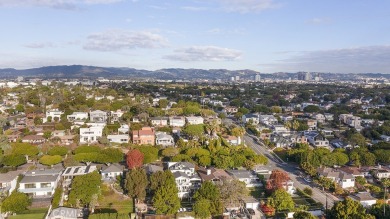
[194,181,223,216]
[266,169,290,193]
[217,178,248,208]
[269,189,295,212]
[193,198,211,219]
[329,197,374,219]
[152,172,180,215]
[68,171,101,207]
[1,192,31,213]
[126,149,144,169]
[125,168,148,201]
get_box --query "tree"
[159,99,168,108]
[2,154,26,167]
[303,187,313,196]
[183,124,204,139]
[48,146,68,156]
[266,169,290,193]
[218,178,248,208]
[194,198,211,219]
[152,172,180,215]
[101,148,124,163]
[39,155,62,166]
[11,143,39,157]
[369,203,390,219]
[303,105,320,113]
[293,211,316,219]
[1,192,31,213]
[161,147,179,158]
[270,189,295,212]
[43,131,52,139]
[231,127,245,138]
[194,181,223,216]
[125,168,148,201]
[329,197,374,219]
[126,149,144,169]
[68,171,101,207]
[137,146,159,164]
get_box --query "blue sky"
[0,0,389,73]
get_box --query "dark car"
[247,208,255,215]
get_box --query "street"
[224,118,338,209]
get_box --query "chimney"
[207,169,211,175]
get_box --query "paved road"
[224,118,338,209]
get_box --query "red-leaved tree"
[265,169,290,193]
[126,149,144,169]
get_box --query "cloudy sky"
[0,0,389,73]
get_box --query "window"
[41,183,51,188]
[24,183,36,188]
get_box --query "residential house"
[185,116,204,125]
[22,135,45,144]
[271,135,291,148]
[317,167,355,189]
[339,114,362,130]
[167,162,201,198]
[110,110,123,123]
[223,135,241,146]
[289,132,308,145]
[89,110,108,122]
[197,167,232,184]
[107,134,129,144]
[224,106,238,114]
[101,164,124,180]
[169,116,186,127]
[19,169,62,197]
[143,164,164,176]
[324,113,334,121]
[312,114,326,123]
[62,165,97,187]
[350,193,377,207]
[47,207,84,219]
[372,168,390,180]
[259,115,278,126]
[58,135,75,146]
[52,130,66,138]
[67,112,88,122]
[79,126,103,144]
[304,131,329,147]
[242,113,260,125]
[273,125,288,134]
[150,117,169,127]
[118,124,130,134]
[155,132,175,147]
[0,170,24,196]
[380,135,390,142]
[330,139,351,149]
[132,127,155,145]
[307,120,317,130]
[43,109,64,123]
[226,170,262,187]
[339,167,365,178]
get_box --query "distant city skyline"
[0,0,389,73]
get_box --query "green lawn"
[96,184,133,214]
[9,213,45,219]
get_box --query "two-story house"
[43,109,64,123]
[19,169,62,198]
[185,116,204,125]
[226,170,262,187]
[167,162,201,198]
[169,117,186,127]
[107,134,129,144]
[317,167,355,189]
[110,110,123,123]
[132,127,155,145]
[155,132,174,147]
[304,131,329,147]
[150,117,169,127]
[79,126,103,144]
[101,164,124,181]
[67,112,88,122]
[89,110,108,122]
[0,170,24,196]
[223,135,241,146]
[62,165,97,187]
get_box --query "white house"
[304,131,329,147]
[0,170,24,196]
[242,114,260,125]
[317,167,355,189]
[79,126,103,144]
[110,110,123,123]
[150,117,169,127]
[101,164,123,180]
[312,114,326,123]
[118,124,130,134]
[89,110,108,122]
[350,193,377,207]
[169,116,186,127]
[259,115,278,126]
[155,132,175,147]
[167,162,201,198]
[67,112,88,122]
[43,109,64,123]
[226,170,262,187]
[62,165,97,187]
[107,134,129,144]
[223,135,241,146]
[273,125,288,134]
[19,169,62,197]
[185,116,204,125]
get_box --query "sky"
[0,0,390,73]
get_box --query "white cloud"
[23,42,55,48]
[305,17,331,25]
[264,45,390,73]
[83,29,168,52]
[216,0,280,13]
[0,0,124,9]
[164,46,242,62]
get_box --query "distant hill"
[0,65,389,80]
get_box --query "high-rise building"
[297,72,305,80]
[235,75,240,81]
[304,72,311,81]
[255,74,261,82]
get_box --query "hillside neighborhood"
[0,78,390,219]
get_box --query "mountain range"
[0,65,389,80]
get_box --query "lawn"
[96,183,133,214]
[249,187,267,199]
[9,213,45,219]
